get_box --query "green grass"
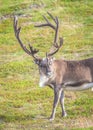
[0,0,93,130]
[72,127,93,130]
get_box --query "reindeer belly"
[64,82,93,91]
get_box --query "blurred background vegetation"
[0,0,93,130]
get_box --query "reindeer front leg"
[49,85,62,121]
[60,90,67,117]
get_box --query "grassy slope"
[0,0,93,130]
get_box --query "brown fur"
[50,57,93,86]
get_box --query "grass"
[0,0,93,130]
[73,127,93,130]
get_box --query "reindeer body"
[39,57,93,91]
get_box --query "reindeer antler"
[13,16,39,60]
[14,13,63,60]
[35,12,63,56]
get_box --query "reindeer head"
[13,12,63,87]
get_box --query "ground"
[0,0,93,130]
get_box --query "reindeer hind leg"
[60,90,67,117]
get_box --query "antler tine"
[47,12,57,24]
[29,44,39,56]
[35,15,55,30]
[13,16,39,59]
[47,37,63,57]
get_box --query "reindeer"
[13,13,93,121]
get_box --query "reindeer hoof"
[62,112,67,117]
[49,116,55,121]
